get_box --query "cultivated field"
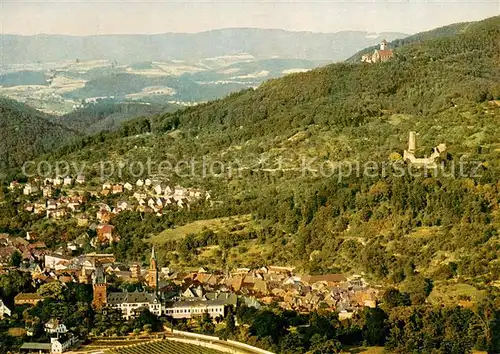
[105,340,224,354]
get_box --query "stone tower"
[380,39,388,51]
[148,246,158,290]
[92,263,107,309]
[408,131,417,154]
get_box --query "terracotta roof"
[97,224,114,234]
[376,49,393,57]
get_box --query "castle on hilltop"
[403,131,447,169]
[362,39,394,63]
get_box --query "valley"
[0,29,407,116]
[0,12,500,354]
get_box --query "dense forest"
[55,100,177,134]
[0,98,80,174]
[1,15,500,353]
[8,16,500,276]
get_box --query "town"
[0,239,379,353]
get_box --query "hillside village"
[1,12,499,354]
[0,238,378,353]
[0,176,379,353]
[7,176,211,249]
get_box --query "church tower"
[92,262,107,309]
[380,39,388,51]
[148,246,159,290]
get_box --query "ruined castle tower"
[408,131,417,154]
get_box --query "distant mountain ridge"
[346,20,477,63]
[0,28,408,64]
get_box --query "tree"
[134,309,161,332]
[37,281,65,300]
[358,307,388,346]
[198,313,215,334]
[9,250,22,267]
[0,271,33,303]
[226,309,236,334]
[280,332,305,354]
[310,339,343,354]
[403,276,433,305]
[119,325,131,336]
[143,324,153,334]
[475,295,500,353]
[382,288,410,309]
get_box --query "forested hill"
[54,101,179,135]
[345,20,477,63]
[52,15,499,144]
[4,16,500,354]
[0,98,79,175]
[20,15,500,282]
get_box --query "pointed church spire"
[148,245,159,290]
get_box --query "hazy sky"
[2,0,499,36]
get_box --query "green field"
[149,214,254,244]
[427,282,486,306]
[106,340,224,354]
[150,214,275,269]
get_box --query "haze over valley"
[0,29,407,115]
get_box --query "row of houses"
[2,240,378,321]
[175,268,376,315]
[18,177,211,224]
[13,176,86,195]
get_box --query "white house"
[9,181,20,190]
[174,186,186,197]
[164,290,236,319]
[133,192,147,200]
[42,186,53,198]
[53,177,63,186]
[117,201,129,211]
[51,335,78,354]
[153,184,163,195]
[23,184,39,196]
[164,299,225,319]
[107,291,162,320]
[63,176,73,186]
[44,319,68,334]
[44,254,73,270]
[0,299,11,318]
[20,334,78,354]
[75,175,86,184]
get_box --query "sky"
[1,0,499,36]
